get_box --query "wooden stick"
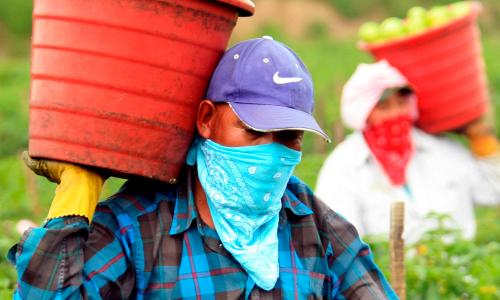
[390,201,406,300]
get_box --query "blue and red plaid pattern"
[9,169,397,299]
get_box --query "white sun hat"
[341,60,413,130]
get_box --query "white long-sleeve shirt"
[315,129,500,243]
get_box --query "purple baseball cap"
[206,36,331,142]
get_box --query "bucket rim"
[359,2,482,52]
[217,0,255,16]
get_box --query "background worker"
[316,60,500,243]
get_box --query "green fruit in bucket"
[380,17,405,40]
[407,6,427,21]
[405,17,428,34]
[358,22,381,42]
[427,6,452,27]
[450,1,472,18]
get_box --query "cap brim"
[229,103,331,143]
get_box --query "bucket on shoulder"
[28,0,254,183]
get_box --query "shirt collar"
[282,188,314,216]
[169,168,198,235]
[169,168,313,235]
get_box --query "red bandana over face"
[363,115,414,186]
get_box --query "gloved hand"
[463,118,500,158]
[23,151,106,222]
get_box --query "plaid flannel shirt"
[9,169,397,299]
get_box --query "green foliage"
[0,289,14,300]
[306,21,330,40]
[482,37,500,131]
[326,0,401,19]
[327,0,382,18]
[0,220,20,296]
[367,212,500,300]
[255,23,287,42]
[0,60,30,158]
[328,0,491,19]
[0,0,32,36]
[406,214,499,299]
[474,206,500,245]
[0,156,43,220]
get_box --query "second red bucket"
[28,0,254,183]
[361,3,489,133]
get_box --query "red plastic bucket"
[28,0,254,183]
[361,3,489,133]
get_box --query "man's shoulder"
[286,176,320,210]
[94,179,177,224]
[413,129,472,160]
[286,176,357,232]
[286,175,312,196]
[286,175,322,209]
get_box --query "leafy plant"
[0,0,32,37]
[0,60,30,158]
[367,212,500,300]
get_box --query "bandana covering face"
[186,138,302,290]
[363,115,414,186]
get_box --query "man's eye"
[278,131,303,142]
[245,128,266,137]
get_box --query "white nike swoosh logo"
[273,72,303,85]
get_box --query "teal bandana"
[186,138,302,290]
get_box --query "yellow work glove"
[22,151,106,222]
[464,118,500,157]
[468,135,500,157]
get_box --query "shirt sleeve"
[436,135,500,206]
[8,215,135,299]
[470,153,500,205]
[321,210,398,300]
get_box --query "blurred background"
[0,0,498,298]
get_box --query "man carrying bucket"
[9,38,398,299]
[316,60,500,243]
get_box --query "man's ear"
[196,100,217,139]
